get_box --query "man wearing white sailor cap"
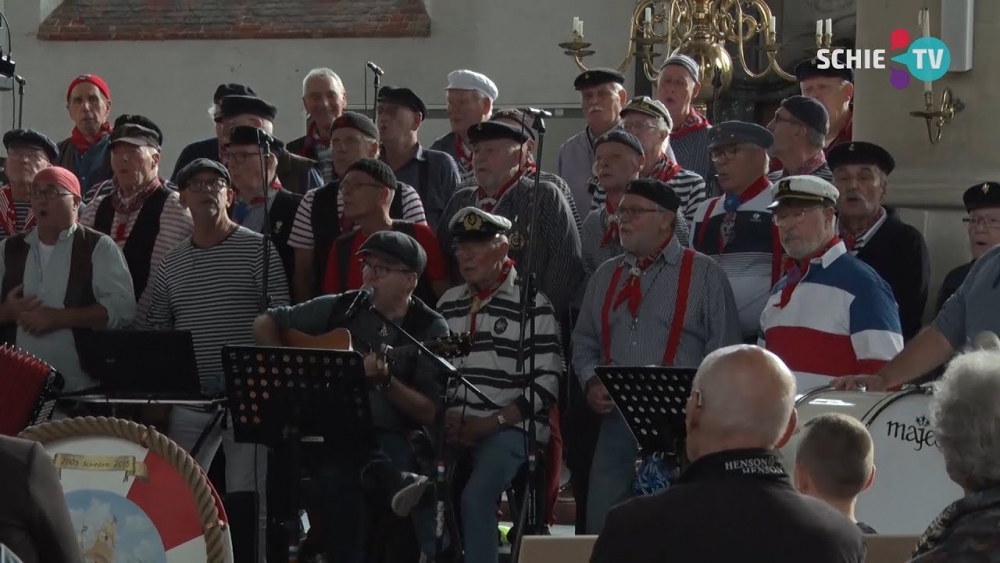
[429,70,499,181]
[758,175,903,393]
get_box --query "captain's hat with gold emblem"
[963,182,1000,212]
[449,207,513,241]
[767,175,840,209]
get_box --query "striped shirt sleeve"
[288,189,317,250]
[848,274,904,374]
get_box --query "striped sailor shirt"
[590,164,708,223]
[573,236,742,387]
[437,267,562,443]
[759,240,903,393]
[458,168,583,231]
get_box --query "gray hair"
[302,68,346,97]
[805,128,825,149]
[931,349,1000,491]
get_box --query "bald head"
[687,345,797,460]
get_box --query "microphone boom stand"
[510,111,548,563]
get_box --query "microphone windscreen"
[360,284,374,299]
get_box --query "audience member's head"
[793,413,875,520]
[686,345,797,462]
[931,349,1000,493]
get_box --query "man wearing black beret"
[829,141,930,340]
[0,129,58,240]
[437,120,583,321]
[574,176,741,535]
[288,68,348,179]
[288,111,427,303]
[377,85,463,229]
[170,82,258,181]
[224,125,303,283]
[766,96,833,182]
[213,94,323,197]
[79,121,193,325]
[795,57,854,154]
[559,68,629,215]
[935,182,1000,313]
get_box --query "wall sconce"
[909,87,965,145]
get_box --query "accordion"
[0,345,64,436]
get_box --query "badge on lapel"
[493,318,508,335]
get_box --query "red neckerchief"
[600,198,621,247]
[824,112,853,155]
[476,166,525,212]
[247,179,283,206]
[469,258,514,333]
[111,178,163,242]
[775,237,841,308]
[671,110,710,140]
[300,120,330,157]
[646,154,682,182]
[69,122,112,156]
[841,207,885,252]
[0,184,33,235]
[613,236,672,317]
[782,151,828,177]
[455,135,473,172]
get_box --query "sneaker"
[391,473,432,517]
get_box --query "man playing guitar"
[253,229,450,562]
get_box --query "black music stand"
[595,366,697,468]
[222,344,373,561]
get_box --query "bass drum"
[781,385,963,535]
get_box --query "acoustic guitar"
[280,326,474,364]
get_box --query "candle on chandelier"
[579,20,585,36]
[770,16,777,31]
[573,16,580,35]
[921,8,930,37]
[825,19,832,35]
[816,20,822,36]
[645,7,653,24]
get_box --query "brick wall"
[37,0,431,41]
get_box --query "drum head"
[857,388,964,535]
[20,416,234,562]
[779,387,891,467]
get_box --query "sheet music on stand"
[595,366,697,461]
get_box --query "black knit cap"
[330,111,380,140]
[176,158,231,190]
[625,178,681,213]
[225,125,285,152]
[780,95,830,135]
[345,157,398,189]
[2,129,59,162]
[114,114,164,145]
[595,130,644,157]
[377,86,427,117]
[216,95,277,123]
[213,83,257,103]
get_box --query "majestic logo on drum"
[886,414,938,452]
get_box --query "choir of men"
[3,54,1000,563]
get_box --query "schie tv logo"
[815,28,951,90]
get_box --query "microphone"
[524,107,552,117]
[366,62,385,77]
[344,285,374,319]
[973,331,1000,351]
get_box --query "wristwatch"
[495,412,506,428]
[376,373,394,392]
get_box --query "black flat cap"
[490,108,536,141]
[225,125,285,152]
[358,230,427,275]
[625,178,680,213]
[780,95,829,136]
[110,123,161,149]
[330,112,380,140]
[114,114,163,145]
[214,83,257,103]
[709,121,774,150]
[377,86,427,118]
[216,95,277,123]
[963,182,1000,212]
[345,157,397,189]
[795,58,854,83]
[574,68,626,91]
[620,96,673,129]
[827,142,895,175]
[467,121,530,145]
[176,158,231,189]
[2,129,59,162]
[594,130,644,157]
[449,206,513,241]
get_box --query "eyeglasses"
[360,260,410,279]
[772,206,823,227]
[622,122,659,135]
[709,146,745,164]
[340,180,384,194]
[184,179,229,193]
[29,186,74,200]
[8,148,47,160]
[225,152,264,165]
[615,206,663,221]
[771,115,805,128]
[963,216,1000,230]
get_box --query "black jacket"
[854,207,931,341]
[591,449,865,563]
